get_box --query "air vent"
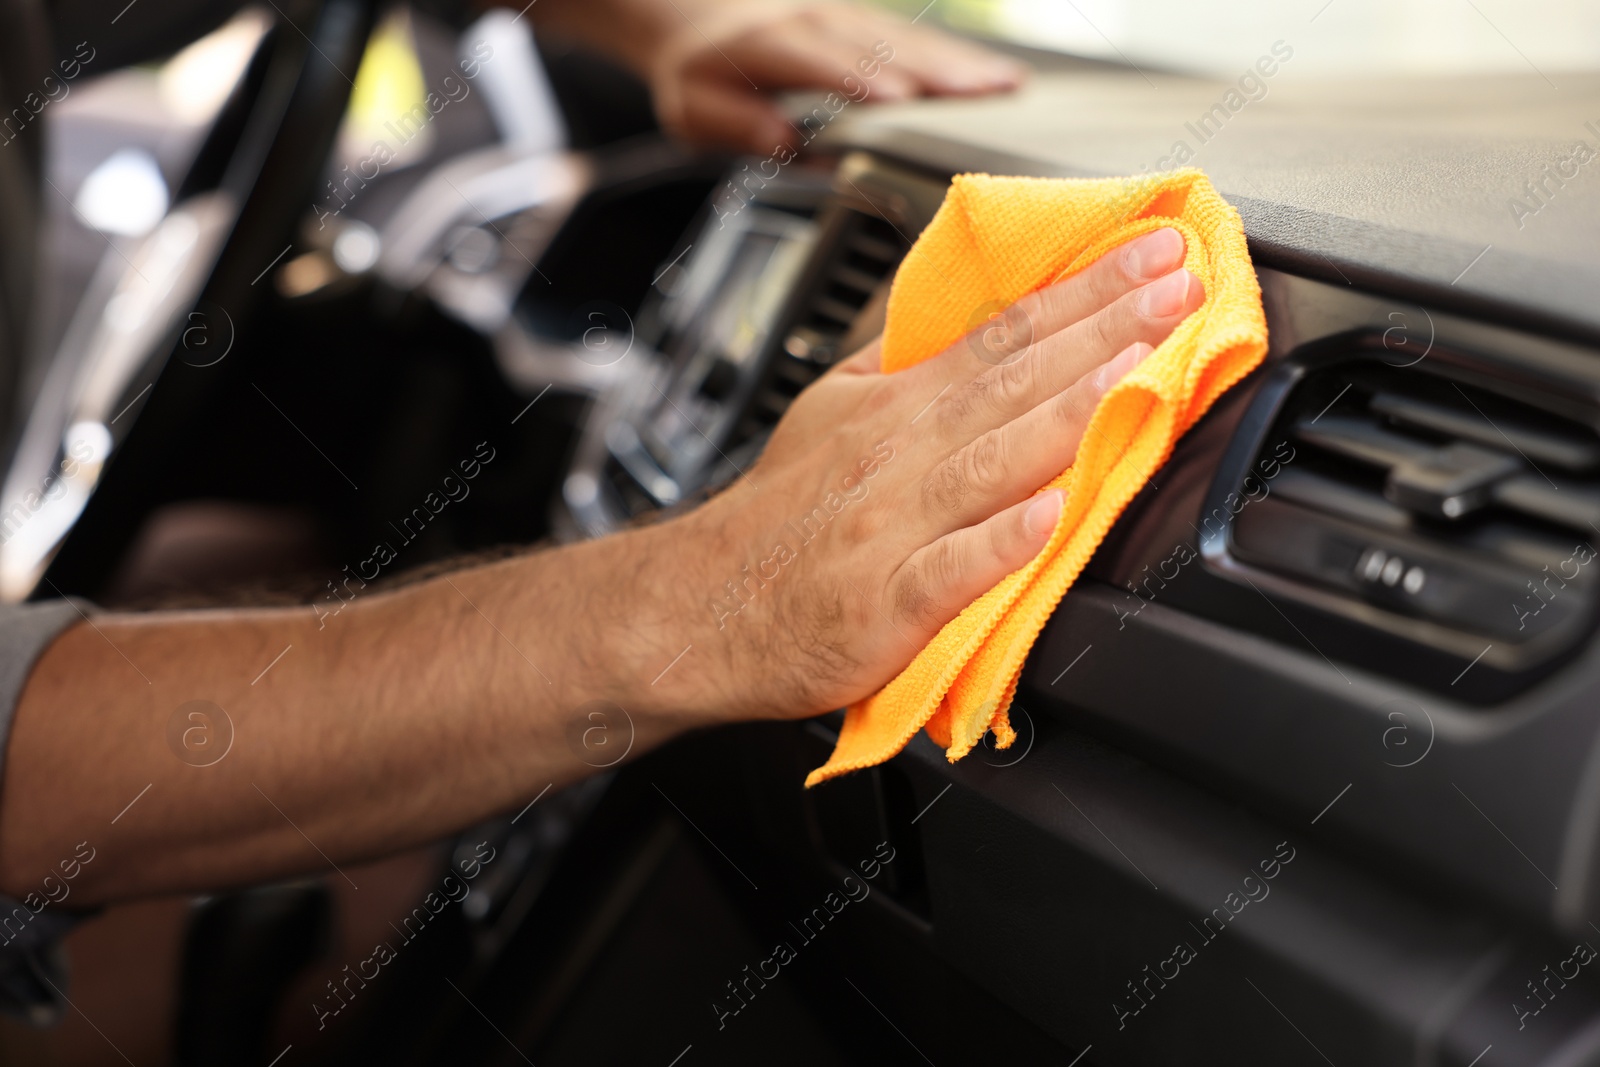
[734,209,908,445]
[591,205,908,525]
[1229,356,1600,656]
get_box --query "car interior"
[4,0,1600,1064]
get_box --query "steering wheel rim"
[1,0,377,602]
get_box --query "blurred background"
[879,0,1600,76]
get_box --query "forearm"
[0,518,720,906]
[0,220,1196,907]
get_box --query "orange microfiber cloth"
[805,168,1267,787]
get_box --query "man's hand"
[533,0,1027,153]
[656,226,1201,719]
[645,2,1026,153]
[0,230,1198,905]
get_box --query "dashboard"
[537,65,1600,1067]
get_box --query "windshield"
[874,0,1600,79]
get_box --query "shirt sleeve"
[0,599,96,1026]
[0,600,82,764]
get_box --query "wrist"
[386,529,726,776]
[598,503,747,726]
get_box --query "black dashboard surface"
[734,58,1600,1067]
[517,48,1600,1066]
[815,67,1600,344]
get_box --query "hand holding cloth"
[807,169,1268,786]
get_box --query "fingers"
[842,227,1181,399]
[661,73,798,154]
[848,14,1027,96]
[927,227,1186,377]
[927,265,1203,439]
[661,3,1027,153]
[1024,228,1188,339]
[875,340,1149,647]
[890,488,1063,631]
[917,342,1153,532]
[726,4,1024,99]
[718,14,895,93]
[670,28,906,152]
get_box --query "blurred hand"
[673,227,1203,720]
[646,1,1027,153]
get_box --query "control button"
[1384,441,1520,519]
[1361,548,1388,581]
[1402,565,1426,594]
[1237,499,1583,644]
[1356,548,1425,596]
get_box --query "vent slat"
[1370,390,1600,474]
[771,357,814,388]
[845,232,902,263]
[1295,414,1431,468]
[1493,475,1600,531]
[810,295,865,328]
[1231,354,1600,655]
[733,208,909,442]
[828,264,885,294]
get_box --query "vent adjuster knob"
[1383,442,1520,519]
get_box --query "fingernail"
[1092,341,1153,392]
[988,60,1027,85]
[1123,228,1185,280]
[1024,489,1064,539]
[947,74,993,93]
[1136,269,1195,318]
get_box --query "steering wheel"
[0,0,377,601]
